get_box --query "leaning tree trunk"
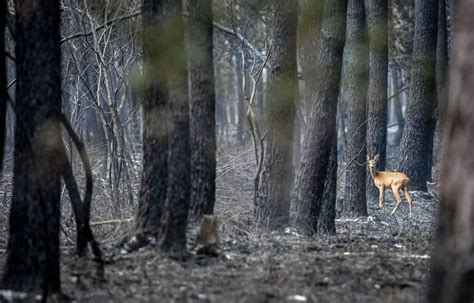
[290,0,348,235]
[397,0,438,191]
[159,0,191,257]
[135,0,169,237]
[187,0,217,219]
[0,0,6,176]
[428,1,474,300]
[432,0,448,182]
[255,0,297,229]
[365,0,388,207]
[342,0,369,218]
[2,0,62,294]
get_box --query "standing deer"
[366,154,413,219]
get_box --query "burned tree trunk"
[255,0,297,229]
[428,1,474,300]
[432,0,449,182]
[0,0,6,175]
[342,0,369,217]
[135,0,169,236]
[187,0,217,219]
[317,134,337,235]
[365,0,388,207]
[159,0,191,257]
[397,0,438,191]
[290,0,348,235]
[2,0,62,294]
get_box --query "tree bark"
[365,0,388,207]
[2,0,62,294]
[432,0,449,182]
[290,0,348,235]
[159,0,191,257]
[187,0,216,219]
[397,0,438,191]
[318,134,337,235]
[0,0,6,176]
[342,0,369,217]
[135,0,169,236]
[428,1,474,300]
[255,0,297,229]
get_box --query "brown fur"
[367,154,414,219]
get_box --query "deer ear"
[366,155,370,161]
[374,154,380,161]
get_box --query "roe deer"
[367,154,413,219]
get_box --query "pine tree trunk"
[432,0,448,182]
[159,0,191,257]
[318,134,337,235]
[428,1,474,300]
[135,0,169,236]
[397,0,438,191]
[0,0,6,175]
[290,0,348,235]
[2,0,62,294]
[342,0,369,217]
[365,0,388,208]
[188,0,216,219]
[255,0,297,229]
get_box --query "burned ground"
[0,148,438,302]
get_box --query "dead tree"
[0,0,6,176]
[428,0,474,300]
[2,0,63,294]
[290,0,348,235]
[159,0,191,257]
[365,0,388,206]
[255,0,297,229]
[397,0,438,191]
[134,0,169,239]
[187,0,217,219]
[342,0,369,217]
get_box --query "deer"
[366,154,413,219]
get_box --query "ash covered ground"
[0,148,439,302]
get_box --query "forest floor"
[0,148,439,302]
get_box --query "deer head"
[366,154,379,170]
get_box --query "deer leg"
[390,184,403,216]
[378,185,385,209]
[403,183,413,220]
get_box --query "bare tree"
[2,0,62,294]
[255,0,297,229]
[187,0,217,219]
[159,0,191,257]
[134,0,169,239]
[291,0,348,235]
[428,0,474,300]
[0,0,6,175]
[342,0,369,217]
[365,0,388,206]
[397,0,438,191]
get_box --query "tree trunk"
[187,0,216,219]
[397,0,438,191]
[432,0,448,183]
[255,0,297,229]
[428,1,474,300]
[135,0,169,236]
[365,0,388,208]
[290,0,348,235]
[159,0,191,257]
[0,0,6,176]
[391,67,404,147]
[2,0,62,294]
[342,0,369,218]
[318,134,337,235]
